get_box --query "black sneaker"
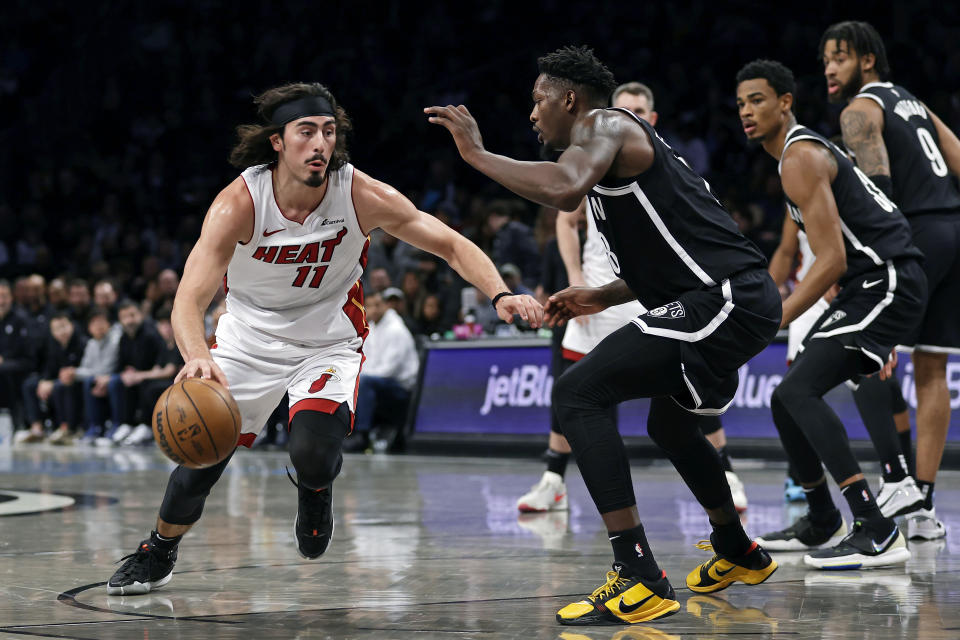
[755,512,846,551]
[804,519,911,570]
[293,484,334,559]
[106,536,177,595]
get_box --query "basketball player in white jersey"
[107,82,542,595]
[517,83,748,513]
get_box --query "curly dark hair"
[536,45,617,107]
[736,59,797,103]
[819,21,890,80]
[228,82,352,170]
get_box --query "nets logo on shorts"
[648,301,685,319]
[820,310,847,329]
[309,366,342,393]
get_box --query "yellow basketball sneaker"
[557,563,680,625]
[686,539,777,593]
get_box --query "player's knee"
[771,379,803,415]
[289,407,351,490]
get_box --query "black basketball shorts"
[909,210,960,353]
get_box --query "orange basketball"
[152,378,241,469]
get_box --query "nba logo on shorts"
[634,543,644,557]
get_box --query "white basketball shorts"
[561,300,646,359]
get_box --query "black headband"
[269,96,336,126]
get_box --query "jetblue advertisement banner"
[414,341,960,440]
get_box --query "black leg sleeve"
[852,375,904,467]
[288,403,352,491]
[159,452,234,525]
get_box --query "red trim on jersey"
[562,348,586,362]
[359,235,370,270]
[271,166,328,225]
[289,397,342,424]
[342,279,368,340]
[238,174,255,245]
[222,274,229,294]
[237,432,257,448]
[352,166,369,236]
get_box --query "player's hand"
[424,105,484,162]
[544,286,609,327]
[496,294,543,328]
[877,349,898,381]
[176,357,229,388]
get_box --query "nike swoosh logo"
[618,593,655,613]
[264,228,284,237]
[872,528,899,553]
[554,493,566,503]
[862,279,883,289]
[715,565,736,577]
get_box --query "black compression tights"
[771,338,867,485]
[553,324,738,525]
[159,404,351,525]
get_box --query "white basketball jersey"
[224,163,369,348]
[581,198,619,287]
[796,229,816,282]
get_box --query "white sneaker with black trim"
[726,471,748,513]
[516,471,568,512]
[876,476,924,518]
[905,507,947,540]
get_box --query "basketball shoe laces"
[114,541,168,582]
[589,568,630,602]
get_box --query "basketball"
[152,378,241,469]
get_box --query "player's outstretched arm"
[778,143,846,329]
[353,171,543,327]
[172,177,253,387]
[424,105,620,211]
[925,105,960,176]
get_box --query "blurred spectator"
[121,306,183,446]
[17,313,86,444]
[348,291,419,452]
[68,278,92,326]
[93,279,119,321]
[414,293,446,336]
[366,267,392,294]
[76,307,120,442]
[101,300,164,445]
[0,280,33,427]
[499,263,534,297]
[47,278,69,313]
[142,267,179,317]
[486,200,541,288]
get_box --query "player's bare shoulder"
[351,168,416,233]
[204,176,256,245]
[782,140,836,179]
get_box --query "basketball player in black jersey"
[736,59,926,569]
[429,46,781,626]
[822,20,960,541]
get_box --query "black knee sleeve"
[697,415,722,436]
[159,452,234,525]
[288,404,351,491]
[887,375,908,414]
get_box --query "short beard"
[744,134,765,148]
[304,172,327,188]
[833,66,864,104]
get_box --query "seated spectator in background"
[141,268,179,318]
[93,279,119,321]
[17,312,87,444]
[122,306,183,446]
[498,263,534,297]
[75,307,120,442]
[16,274,51,353]
[101,300,163,445]
[366,267,392,294]
[414,293,446,336]
[383,286,417,332]
[0,280,33,429]
[68,278,92,327]
[458,286,500,334]
[399,271,424,320]
[486,200,541,289]
[365,229,420,285]
[47,278,70,314]
[348,291,419,452]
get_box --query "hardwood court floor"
[0,445,957,639]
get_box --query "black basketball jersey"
[855,82,960,215]
[586,109,767,309]
[780,125,921,285]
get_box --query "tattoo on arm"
[841,109,890,177]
